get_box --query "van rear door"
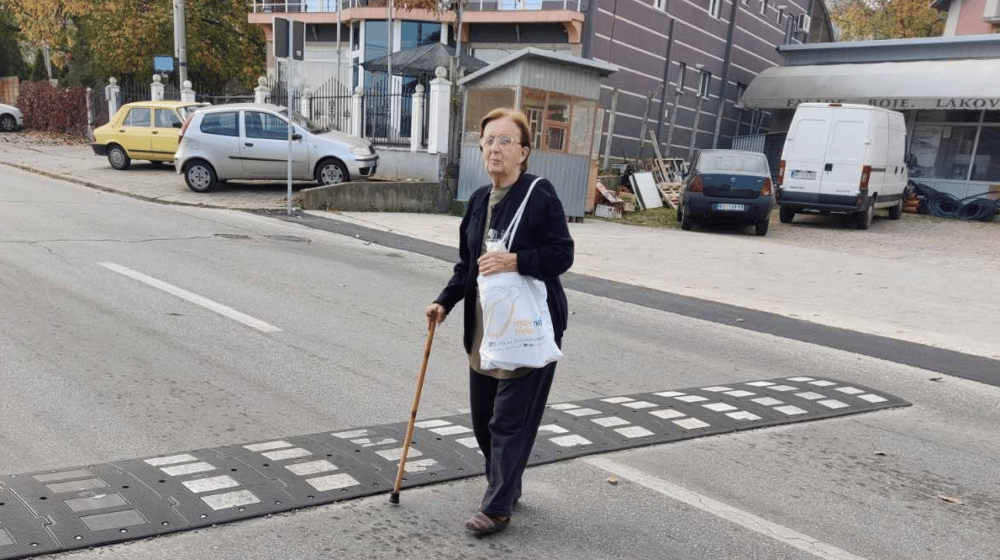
[819,109,870,202]
[782,109,830,193]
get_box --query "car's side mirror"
[292,133,303,141]
[172,122,182,128]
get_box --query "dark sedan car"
[677,150,774,236]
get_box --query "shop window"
[983,112,1000,123]
[909,125,978,180]
[462,87,516,144]
[570,99,596,156]
[521,88,546,149]
[971,127,1000,182]
[914,110,981,123]
[544,92,572,153]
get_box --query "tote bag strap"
[500,177,543,250]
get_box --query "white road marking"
[98,262,281,333]
[585,457,872,560]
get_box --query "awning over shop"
[743,59,1000,111]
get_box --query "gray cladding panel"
[458,145,590,217]
[471,64,521,88]
[519,60,603,99]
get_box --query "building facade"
[933,0,1000,35]
[742,35,1000,199]
[247,0,833,162]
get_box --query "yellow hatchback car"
[92,101,207,170]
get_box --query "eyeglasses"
[480,135,521,148]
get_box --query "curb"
[0,160,285,211]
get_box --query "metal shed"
[457,48,617,218]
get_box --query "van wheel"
[754,218,770,236]
[108,145,131,170]
[184,161,217,193]
[779,205,795,224]
[888,198,903,220]
[680,205,693,231]
[856,201,874,230]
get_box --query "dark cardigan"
[434,173,574,354]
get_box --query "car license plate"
[714,203,746,212]
[791,170,816,180]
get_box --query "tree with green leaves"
[30,48,47,81]
[0,5,29,79]
[831,0,946,40]
[7,0,265,91]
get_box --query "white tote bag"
[477,178,564,371]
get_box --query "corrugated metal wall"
[519,60,602,99]
[731,134,765,153]
[470,60,605,100]
[458,145,590,217]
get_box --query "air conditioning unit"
[795,14,811,32]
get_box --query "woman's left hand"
[478,252,518,276]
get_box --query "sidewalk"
[314,210,1000,361]
[0,134,287,209]
[3,133,998,360]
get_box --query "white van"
[776,103,908,230]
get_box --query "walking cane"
[389,320,436,505]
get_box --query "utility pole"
[711,0,739,149]
[173,0,188,86]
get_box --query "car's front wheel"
[754,218,770,236]
[315,159,348,186]
[107,145,131,170]
[0,114,16,132]
[184,161,217,193]
[779,205,795,224]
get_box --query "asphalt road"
[1,166,998,560]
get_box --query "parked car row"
[677,103,908,235]
[91,101,378,193]
[0,103,25,132]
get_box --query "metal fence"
[84,74,429,147]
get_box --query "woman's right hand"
[426,303,446,331]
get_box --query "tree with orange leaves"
[831,0,945,41]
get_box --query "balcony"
[249,1,587,42]
[249,1,587,13]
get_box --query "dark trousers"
[469,362,556,518]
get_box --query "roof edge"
[458,47,618,86]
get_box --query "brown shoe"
[464,512,511,535]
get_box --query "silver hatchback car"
[174,103,378,192]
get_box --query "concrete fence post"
[85,87,94,140]
[411,84,425,153]
[106,78,120,117]
[181,80,196,103]
[303,87,313,120]
[352,86,364,138]
[254,77,270,104]
[427,67,451,155]
[151,74,165,101]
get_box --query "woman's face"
[481,117,529,181]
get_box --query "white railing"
[251,0,584,13]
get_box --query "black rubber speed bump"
[0,376,908,559]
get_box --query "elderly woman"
[426,108,574,535]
